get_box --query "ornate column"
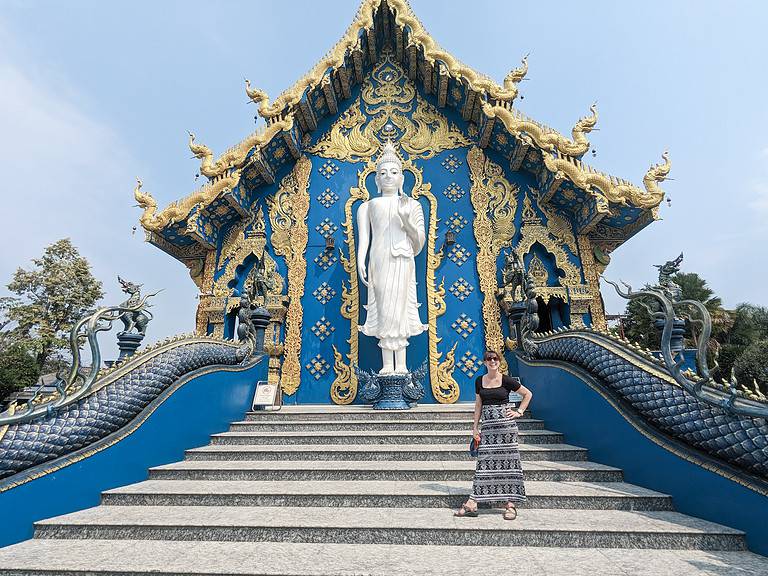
[576,235,607,330]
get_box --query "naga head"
[503,53,529,90]
[654,252,684,282]
[118,276,142,296]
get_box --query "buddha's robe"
[359,195,428,350]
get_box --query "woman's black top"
[474,375,521,406]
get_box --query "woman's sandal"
[503,503,518,521]
[454,503,479,517]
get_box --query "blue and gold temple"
[1,0,766,566]
[136,1,670,403]
[135,0,669,405]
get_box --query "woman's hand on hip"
[505,406,523,419]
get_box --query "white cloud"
[0,34,197,356]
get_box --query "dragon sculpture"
[510,259,767,487]
[0,290,259,484]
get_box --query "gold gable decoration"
[308,51,470,164]
[517,190,581,286]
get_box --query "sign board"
[252,381,279,410]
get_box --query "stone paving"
[0,404,766,575]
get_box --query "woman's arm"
[473,393,482,440]
[511,384,532,417]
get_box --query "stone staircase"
[1,404,766,575]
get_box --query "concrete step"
[209,429,564,445]
[229,418,545,432]
[32,506,746,550]
[244,404,479,421]
[101,480,673,511]
[149,459,624,483]
[185,443,589,462]
[2,540,767,576]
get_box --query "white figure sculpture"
[357,141,429,374]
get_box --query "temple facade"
[136,0,669,405]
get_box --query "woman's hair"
[483,349,501,361]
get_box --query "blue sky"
[1,0,767,347]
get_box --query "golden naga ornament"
[542,150,671,210]
[481,102,598,158]
[268,156,312,396]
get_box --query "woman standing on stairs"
[454,350,532,520]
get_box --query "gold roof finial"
[245,79,269,109]
[504,53,529,89]
[134,178,158,229]
[572,103,599,138]
[642,151,672,193]
[187,131,212,161]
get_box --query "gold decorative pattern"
[398,96,471,160]
[254,0,525,122]
[467,146,518,373]
[482,102,598,158]
[577,234,607,330]
[528,253,549,287]
[536,191,578,256]
[306,96,380,162]
[411,159,460,404]
[269,156,312,396]
[542,150,671,210]
[213,207,268,297]
[517,191,581,286]
[330,161,372,404]
[135,172,242,234]
[308,53,470,165]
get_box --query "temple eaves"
[135,0,670,266]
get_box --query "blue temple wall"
[517,358,768,555]
[0,359,265,548]
[216,60,588,404]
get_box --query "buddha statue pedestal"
[356,367,426,410]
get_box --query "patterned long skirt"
[470,404,527,504]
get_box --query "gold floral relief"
[330,161,372,404]
[306,96,380,162]
[535,191,578,256]
[307,52,470,165]
[397,96,471,160]
[467,146,518,374]
[268,156,312,396]
[576,234,607,330]
[518,191,581,286]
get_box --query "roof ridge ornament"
[481,100,598,157]
[503,54,529,89]
[245,79,270,111]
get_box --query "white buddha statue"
[357,141,429,375]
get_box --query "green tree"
[623,293,661,349]
[725,304,768,346]
[0,296,20,351]
[732,340,768,396]
[0,345,40,406]
[671,272,722,312]
[5,239,104,371]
